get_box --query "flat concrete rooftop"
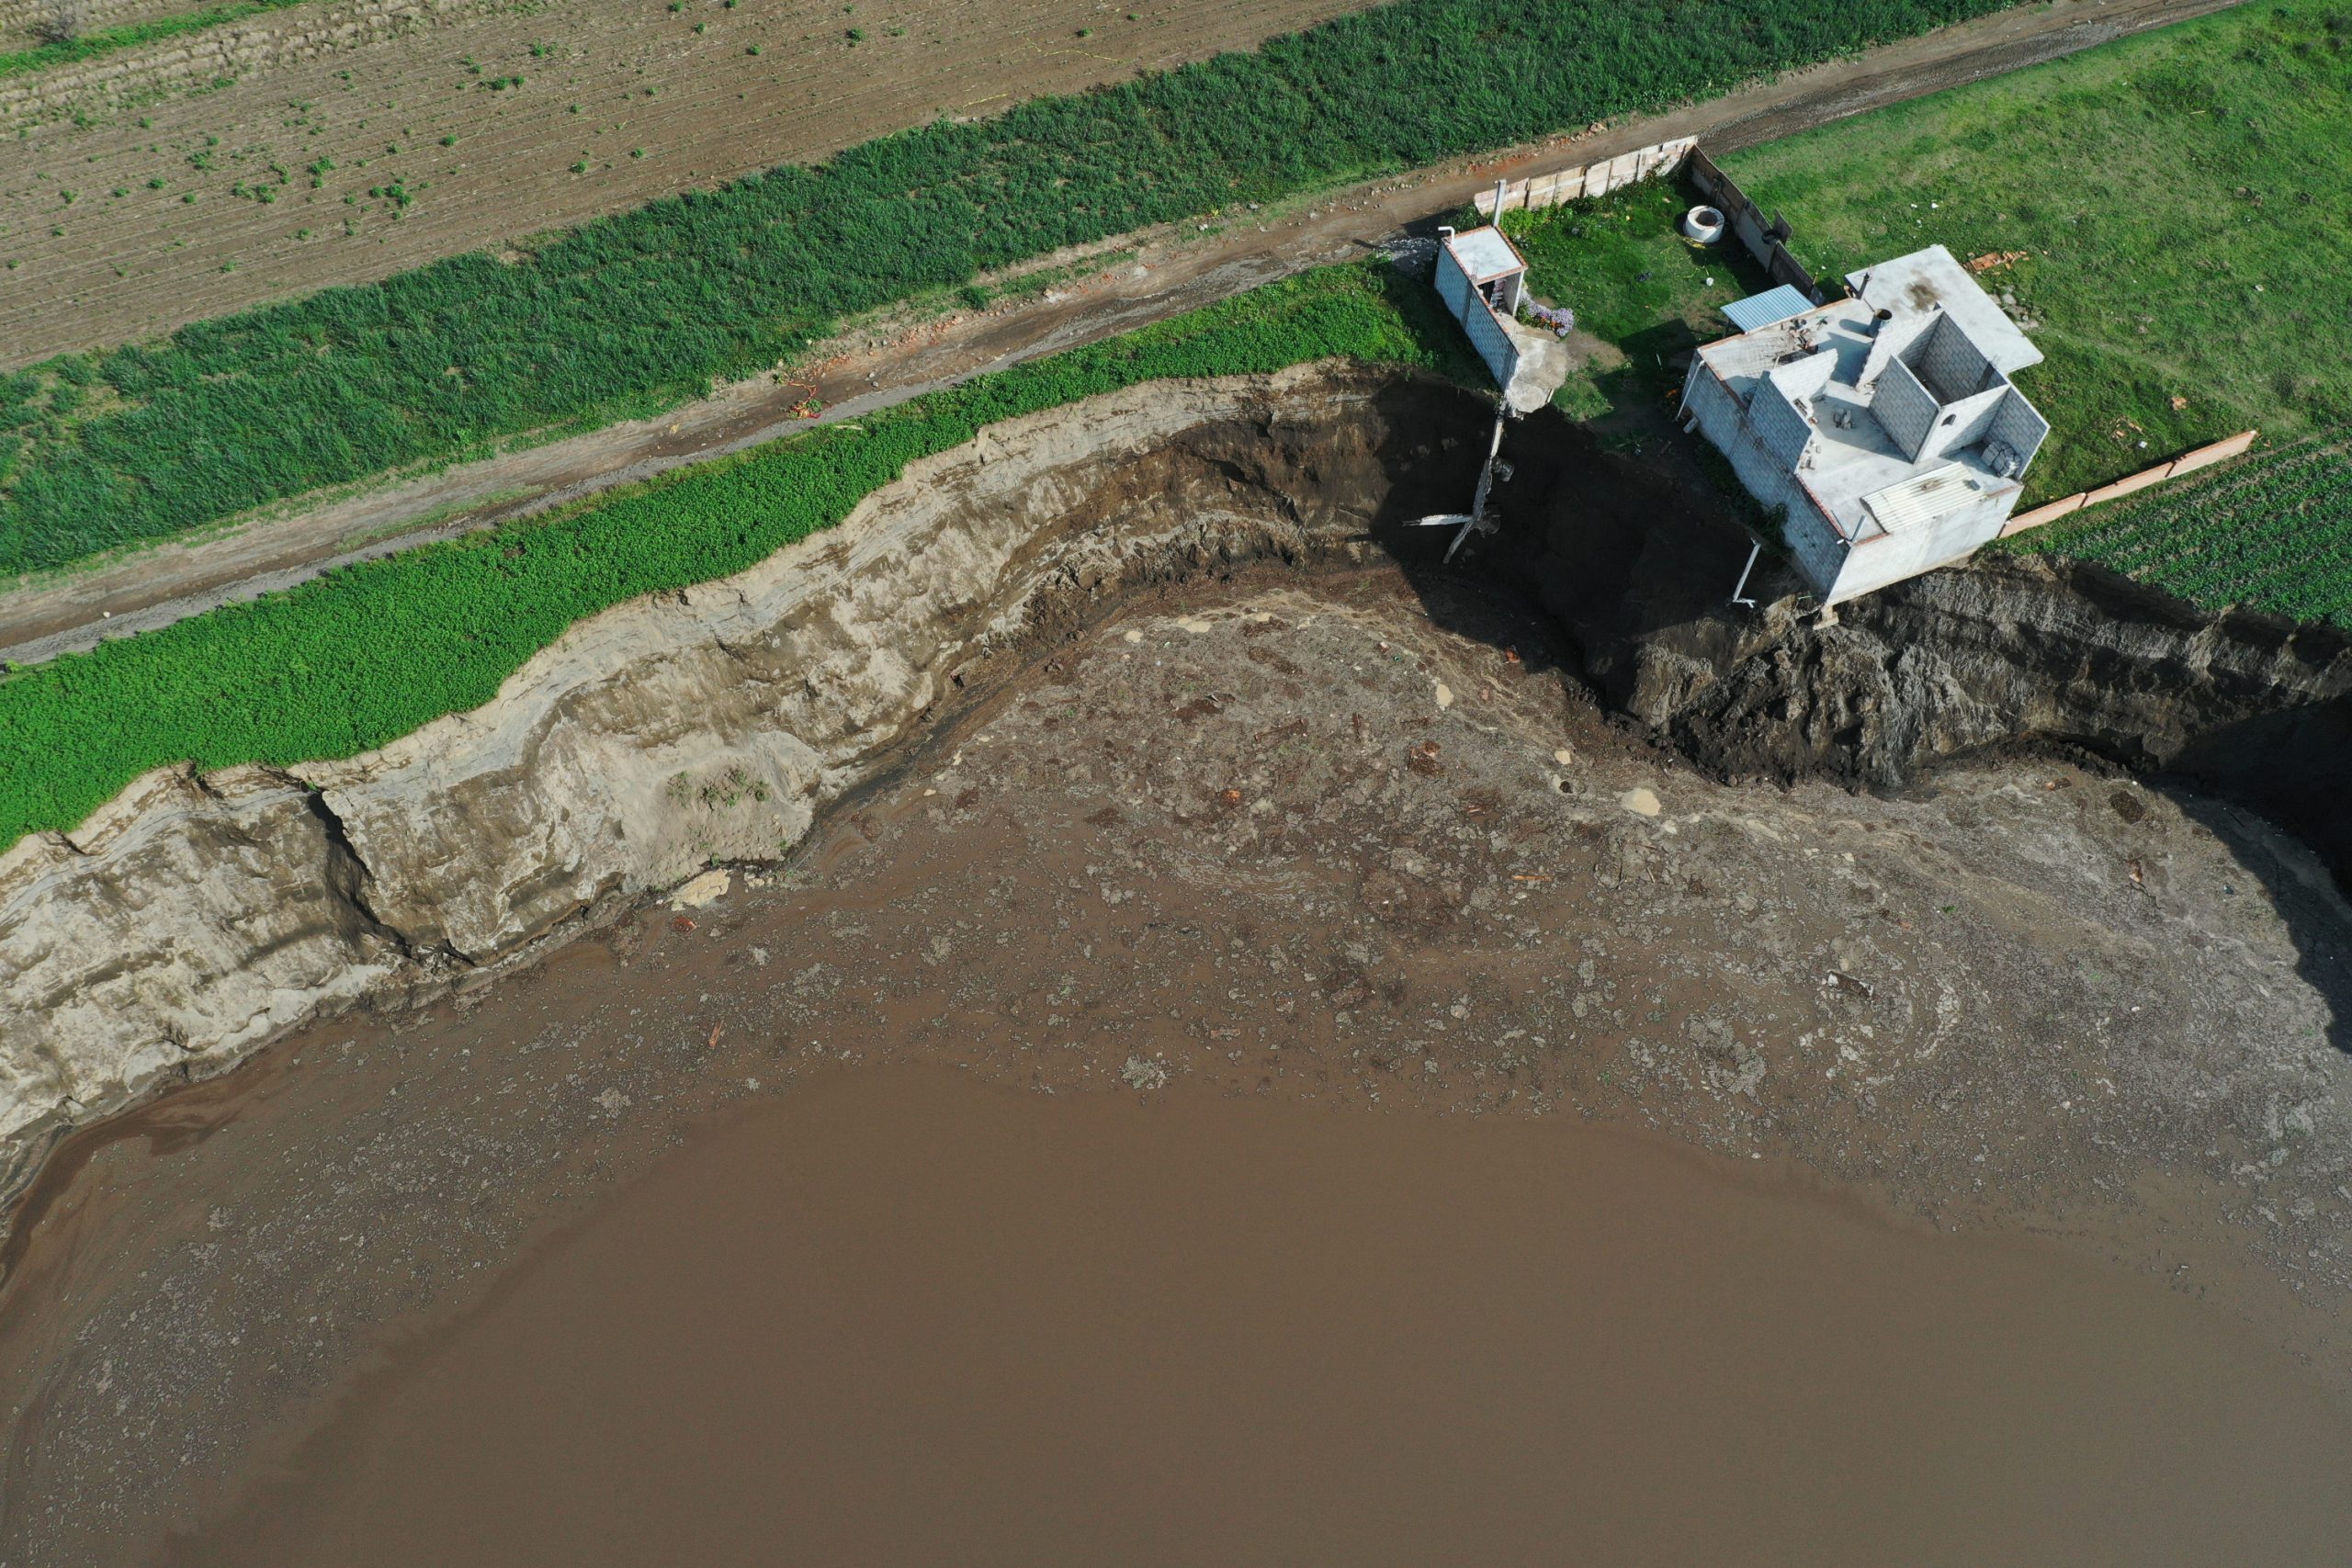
[1698,299,2019,542]
[1846,244,2041,375]
[1445,227,1525,284]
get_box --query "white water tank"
[1680,205,1725,244]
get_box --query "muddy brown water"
[150,1067,2352,1567]
[11,580,2352,1563]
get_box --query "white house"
[1679,244,2051,605]
[1432,226,1569,414]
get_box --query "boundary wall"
[1473,138,1819,303]
[1472,135,1699,213]
[1431,243,1522,392]
[1998,430,2259,537]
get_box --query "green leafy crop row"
[2001,434,2352,626]
[0,0,2018,576]
[0,263,1477,851]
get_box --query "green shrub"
[0,0,2017,576]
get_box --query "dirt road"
[0,0,2240,666]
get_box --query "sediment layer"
[4,362,2346,1212]
[0,364,1481,1202]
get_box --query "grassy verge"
[1998,435,2352,625]
[0,0,2020,577]
[1498,173,1775,422]
[0,263,1478,852]
[0,0,310,80]
[1721,0,2352,502]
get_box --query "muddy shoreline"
[3,363,2347,1233]
[5,565,2350,1562]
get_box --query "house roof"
[1444,226,1526,283]
[1843,244,2042,375]
[1721,285,1816,334]
[1860,463,1981,536]
[1693,299,2038,546]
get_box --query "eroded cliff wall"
[4,366,2346,1215]
[1519,423,2352,874]
[0,365,1484,1201]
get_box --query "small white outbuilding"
[1432,226,1569,413]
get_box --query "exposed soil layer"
[0,0,2238,660]
[4,572,2351,1564]
[0,363,1478,1201]
[5,362,2349,1223]
[1506,420,2352,890]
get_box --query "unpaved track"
[0,0,2240,665]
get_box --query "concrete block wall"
[1476,141,1823,304]
[1747,378,1815,470]
[1873,357,1939,461]
[1472,136,1698,215]
[1854,314,1929,395]
[1919,382,2010,466]
[1685,148,1823,304]
[1681,362,1845,599]
[1462,299,1520,391]
[1904,315,1995,402]
[1435,248,1521,393]
[1782,491,1853,597]
[1828,489,2013,603]
[1986,391,2051,472]
[1770,347,1838,403]
[1434,248,1472,318]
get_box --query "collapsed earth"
[1,0,2348,1562]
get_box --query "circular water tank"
[1679,205,1725,244]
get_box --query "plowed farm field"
[0,0,1369,365]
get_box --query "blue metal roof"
[1721,285,1815,334]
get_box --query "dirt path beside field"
[0,0,2239,666]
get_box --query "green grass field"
[2001,435,2352,625]
[1498,174,1774,423]
[1722,0,2352,502]
[0,263,1477,853]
